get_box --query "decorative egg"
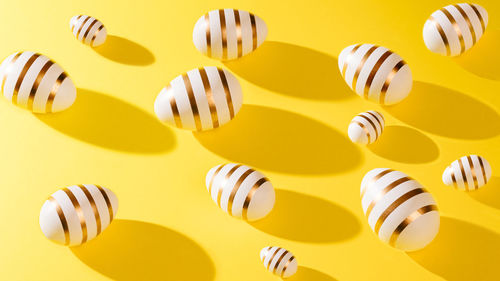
[423,4,488,56]
[338,44,412,105]
[442,155,492,191]
[0,52,76,113]
[154,67,243,131]
[205,163,275,221]
[260,246,297,278]
[348,110,385,144]
[193,9,267,60]
[70,15,107,47]
[361,168,440,251]
[39,184,118,246]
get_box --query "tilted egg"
[338,44,412,105]
[70,15,107,47]
[442,155,492,191]
[348,110,385,144]
[361,168,440,251]
[260,246,297,278]
[39,184,118,246]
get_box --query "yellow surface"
[0,0,499,280]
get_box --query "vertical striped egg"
[423,4,488,56]
[193,9,268,60]
[70,15,107,47]
[260,246,297,278]
[338,44,412,105]
[348,110,385,144]
[361,168,440,251]
[442,155,492,191]
[39,184,118,246]
[0,51,76,113]
[154,66,243,131]
[206,163,275,221]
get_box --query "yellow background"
[0,0,499,280]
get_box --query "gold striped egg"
[260,246,297,278]
[154,67,243,131]
[193,9,267,60]
[361,168,440,251]
[0,51,76,113]
[348,110,385,144]
[442,155,492,191]
[338,44,412,105]
[423,4,488,56]
[70,15,107,47]
[206,163,275,221]
[39,184,118,246]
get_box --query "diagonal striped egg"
[70,15,107,47]
[206,163,275,221]
[361,168,440,251]
[423,4,488,56]
[0,51,76,113]
[193,9,267,60]
[39,184,118,246]
[348,110,385,144]
[338,44,412,105]
[442,155,492,191]
[260,246,297,278]
[154,66,243,131]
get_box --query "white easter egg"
[154,66,243,131]
[338,44,412,105]
[193,9,268,60]
[361,168,440,251]
[260,246,297,278]
[70,15,107,47]
[442,155,492,191]
[206,163,275,221]
[423,3,488,56]
[348,110,385,144]
[39,184,118,246]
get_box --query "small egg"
[442,155,492,191]
[39,184,118,246]
[70,15,107,47]
[206,163,275,221]
[348,110,385,144]
[193,9,268,60]
[260,246,297,278]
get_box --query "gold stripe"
[467,156,478,190]
[217,68,235,119]
[165,85,182,128]
[181,73,202,131]
[219,9,228,60]
[90,24,104,46]
[358,114,379,141]
[27,60,54,111]
[458,158,469,191]
[71,15,82,33]
[96,185,114,223]
[242,177,268,220]
[1,52,22,93]
[281,256,295,278]
[266,247,280,270]
[440,8,465,54]
[429,16,450,56]
[46,72,67,113]
[352,45,378,91]
[366,111,384,133]
[199,68,219,128]
[341,44,361,78]
[469,4,485,33]
[227,168,254,216]
[48,196,70,245]
[217,164,241,207]
[361,169,394,198]
[477,156,488,185]
[379,60,405,105]
[205,14,211,57]
[234,10,242,57]
[389,205,438,246]
[363,50,392,99]
[208,164,225,196]
[62,188,88,244]
[451,168,458,189]
[76,16,91,40]
[454,4,476,44]
[351,120,371,143]
[365,177,412,218]
[82,18,98,42]
[249,13,257,50]
[273,250,289,274]
[78,184,102,236]
[12,53,40,105]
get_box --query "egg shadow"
[194,104,362,175]
[223,41,352,100]
[468,176,500,210]
[36,88,175,154]
[250,190,361,243]
[93,35,155,66]
[408,217,500,281]
[288,266,338,281]
[71,219,215,281]
[384,81,500,139]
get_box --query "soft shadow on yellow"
[223,41,352,100]
[468,176,500,210]
[93,35,155,66]
[287,266,338,281]
[250,190,360,243]
[408,217,500,281]
[385,81,500,139]
[36,88,175,154]
[71,219,215,281]
[455,29,500,80]
[194,105,362,175]
[368,125,439,163]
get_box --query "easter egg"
[205,163,275,221]
[361,168,440,251]
[338,44,412,105]
[260,246,297,278]
[193,9,267,60]
[154,67,243,131]
[442,155,492,191]
[39,184,118,246]
[348,110,385,144]
[0,52,76,113]
[423,4,488,56]
[70,15,107,47]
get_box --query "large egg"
[39,184,118,246]
[154,66,243,131]
[338,44,412,105]
[423,4,488,56]
[260,246,297,278]
[70,15,107,47]
[348,110,385,144]
[0,52,76,113]
[206,163,275,221]
[442,155,492,191]
[193,9,267,60]
[361,168,440,251]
